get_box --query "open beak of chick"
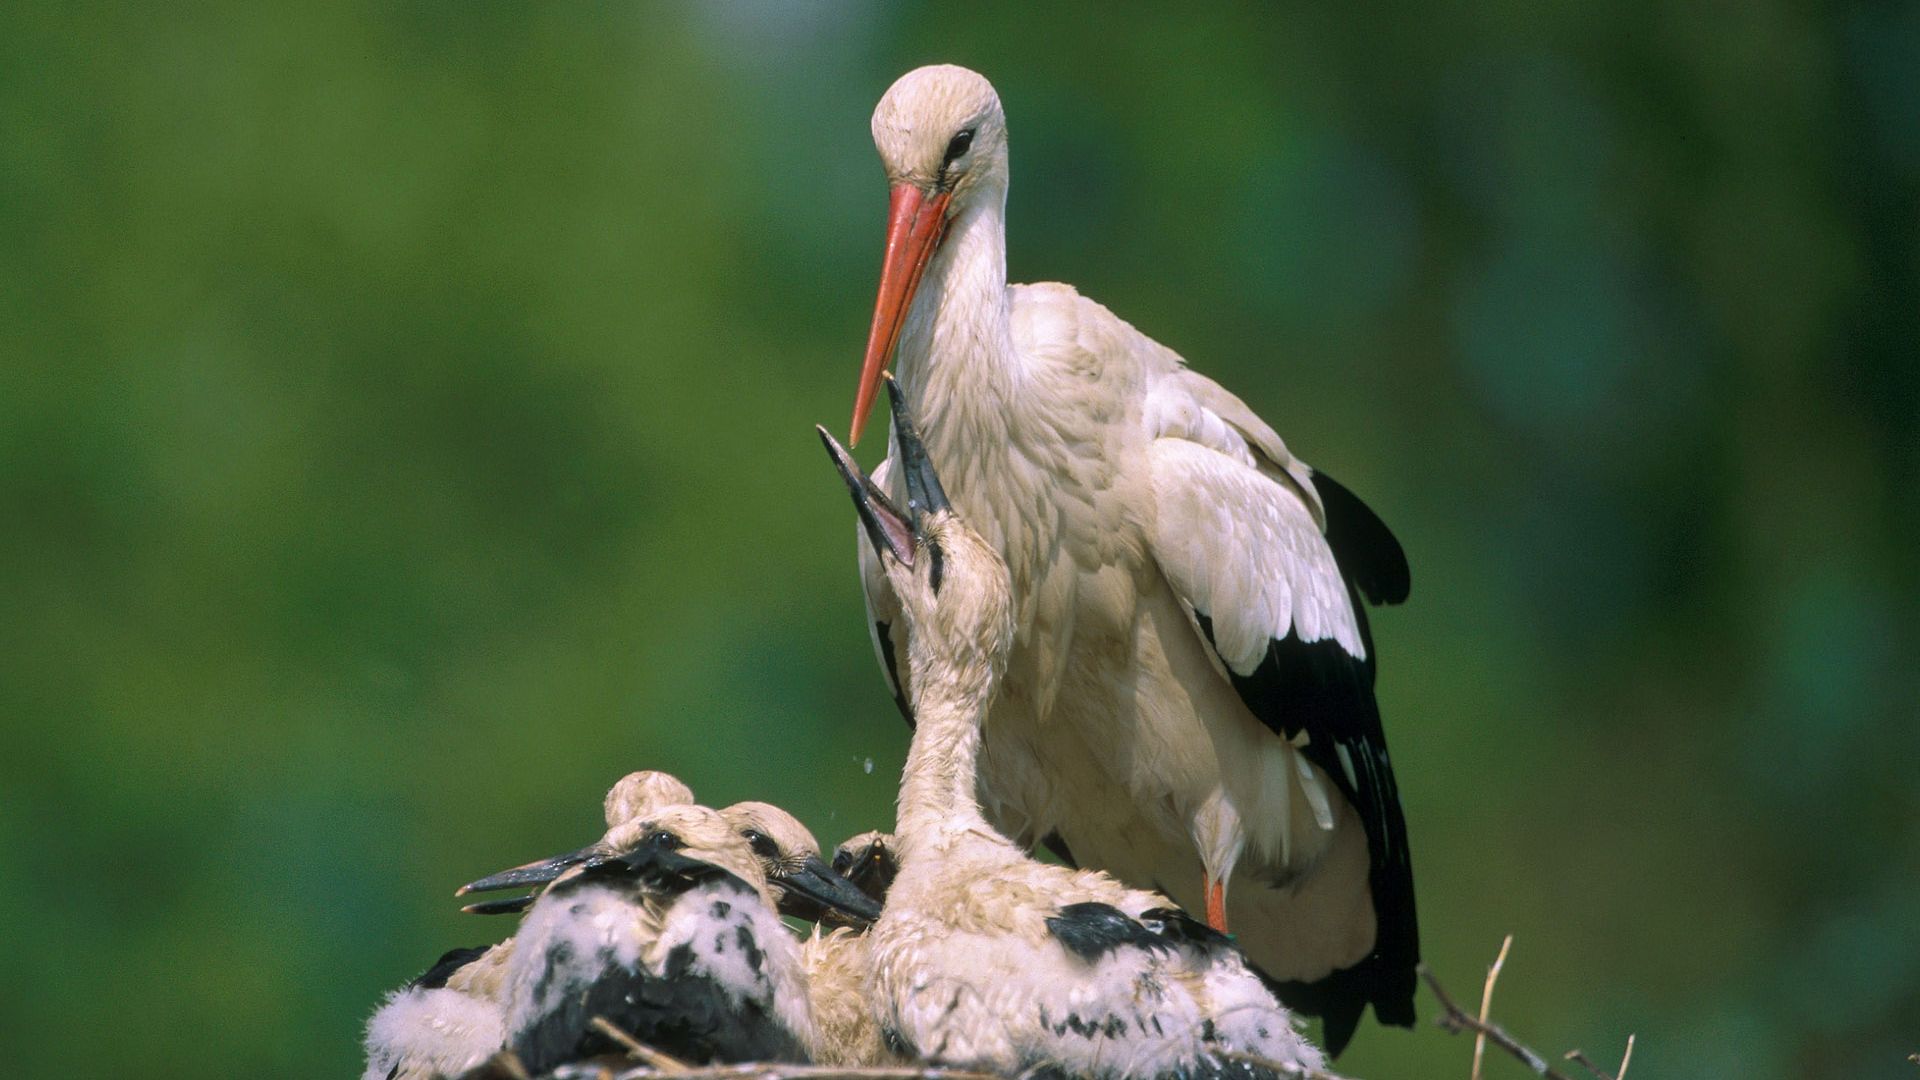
[818,376,951,569]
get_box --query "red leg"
[1204,877,1229,933]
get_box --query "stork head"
[460,804,780,910]
[722,801,884,927]
[601,769,694,829]
[831,830,899,908]
[458,798,880,926]
[455,772,696,914]
[853,64,1009,443]
[819,380,1014,682]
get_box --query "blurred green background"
[3,3,1914,1077]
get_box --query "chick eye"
[644,830,683,850]
[943,128,975,164]
[743,830,779,859]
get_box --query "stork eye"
[743,830,779,860]
[943,128,975,164]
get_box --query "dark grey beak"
[772,854,884,928]
[456,845,599,897]
[885,376,951,522]
[461,894,535,916]
[819,425,915,566]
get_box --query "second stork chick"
[819,391,1327,1079]
[721,801,883,929]
[721,803,898,1068]
[831,830,899,912]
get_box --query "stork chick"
[365,771,696,1078]
[363,945,510,1080]
[459,798,881,1070]
[605,769,696,827]
[715,804,899,1067]
[831,830,899,913]
[818,389,1326,1078]
[495,804,817,1073]
[721,801,883,928]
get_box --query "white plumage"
[361,945,510,1080]
[846,64,1417,1053]
[604,769,696,826]
[820,399,1326,1079]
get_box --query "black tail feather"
[1312,469,1409,606]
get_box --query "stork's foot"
[1204,878,1229,933]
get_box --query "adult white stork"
[819,410,1326,1078]
[845,65,1418,1052]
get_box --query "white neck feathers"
[893,193,1018,457]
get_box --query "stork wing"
[1143,369,1417,1048]
[855,458,914,726]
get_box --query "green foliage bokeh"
[2,4,1914,1078]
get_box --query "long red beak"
[851,182,951,445]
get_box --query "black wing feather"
[1312,469,1410,606]
[1045,901,1168,963]
[1193,607,1418,1055]
[408,945,490,990]
[512,945,808,1072]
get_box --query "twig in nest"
[1419,963,1575,1080]
[1564,1034,1634,1080]
[1221,1049,1360,1080]
[591,1017,691,1073]
[1473,934,1514,1080]
[1564,1049,1614,1080]
[552,1033,1005,1080]
[584,1066,1006,1080]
